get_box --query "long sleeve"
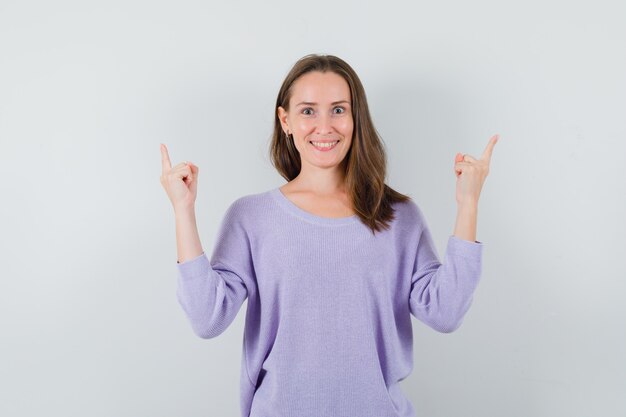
[175,200,257,339]
[409,206,483,333]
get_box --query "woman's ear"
[277,106,289,133]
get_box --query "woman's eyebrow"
[295,100,350,106]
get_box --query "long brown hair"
[268,54,412,235]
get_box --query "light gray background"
[1,0,624,416]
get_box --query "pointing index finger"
[160,143,172,173]
[481,134,499,163]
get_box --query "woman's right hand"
[160,143,198,211]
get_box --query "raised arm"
[159,143,203,262]
[160,144,255,339]
[409,134,498,332]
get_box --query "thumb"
[454,153,463,178]
[188,162,199,190]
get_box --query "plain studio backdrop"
[0,0,624,416]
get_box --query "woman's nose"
[316,112,333,134]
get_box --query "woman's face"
[278,71,354,172]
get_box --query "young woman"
[160,54,498,417]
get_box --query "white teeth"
[311,141,338,148]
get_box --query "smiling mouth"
[308,140,340,143]
[309,140,340,151]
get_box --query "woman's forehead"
[291,71,351,103]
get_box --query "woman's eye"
[334,106,345,114]
[302,108,313,115]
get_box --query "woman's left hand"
[454,134,499,206]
